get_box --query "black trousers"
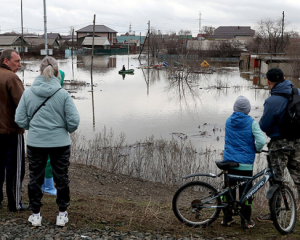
[223,168,253,222]
[0,133,25,211]
[27,145,70,213]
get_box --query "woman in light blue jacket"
[15,56,80,227]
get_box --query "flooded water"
[18,54,273,153]
[17,54,300,190]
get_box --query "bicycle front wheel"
[270,185,297,235]
[172,181,221,227]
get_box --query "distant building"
[116,36,146,45]
[24,37,60,49]
[178,35,192,44]
[43,33,63,41]
[76,25,117,45]
[81,36,110,49]
[210,26,255,42]
[197,33,206,40]
[0,36,29,52]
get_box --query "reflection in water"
[91,89,95,129]
[77,55,116,73]
[165,76,201,108]
[240,71,268,87]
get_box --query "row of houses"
[187,26,255,52]
[0,24,146,52]
[0,25,255,54]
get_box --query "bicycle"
[172,147,297,235]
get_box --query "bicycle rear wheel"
[270,185,296,234]
[172,181,221,227]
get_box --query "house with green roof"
[116,36,146,45]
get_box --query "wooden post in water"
[91,14,96,92]
[148,21,150,68]
[72,28,74,81]
[91,14,96,128]
[71,28,74,57]
[127,33,129,70]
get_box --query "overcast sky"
[1,0,300,36]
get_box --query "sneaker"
[19,203,29,211]
[9,203,30,212]
[221,217,235,226]
[257,213,273,223]
[56,212,68,226]
[241,219,255,229]
[28,213,42,227]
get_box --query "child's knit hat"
[233,96,251,115]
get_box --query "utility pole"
[281,11,285,45]
[91,14,96,92]
[91,15,96,129]
[198,12,202,33]
[71,27,74,56]
[43,0,48,56]
[21,0,24,55]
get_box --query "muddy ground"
[1,162,300,240]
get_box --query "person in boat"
[221,96,265,229]
[122,65,125,71]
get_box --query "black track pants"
[27,145,70,213]
[0,133,25,212]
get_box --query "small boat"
[119,69,134,74]
[163,62,169,67]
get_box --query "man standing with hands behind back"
[0,49,27,212]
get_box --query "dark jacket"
[0,65,24,134]
[259,80,299,138]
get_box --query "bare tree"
[149,29,164,58]
[208,40,242,57]
[201,26,215,39]
[165,32,180,54]
[68,26,74,36]
[2,31,19,36]
[256,18,290,54]
[285,32,300,77]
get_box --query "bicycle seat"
[215,160,239,170]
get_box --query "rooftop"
[0,36,27,45]
[76,25,117,33]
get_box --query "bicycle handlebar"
[261,147,295,153]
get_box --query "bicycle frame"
[196,167,275,209]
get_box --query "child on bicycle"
[222,96,266,229]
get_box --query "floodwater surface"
[18,54,273,153]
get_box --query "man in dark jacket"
[258,68,300,222]
[0,49,27,212]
